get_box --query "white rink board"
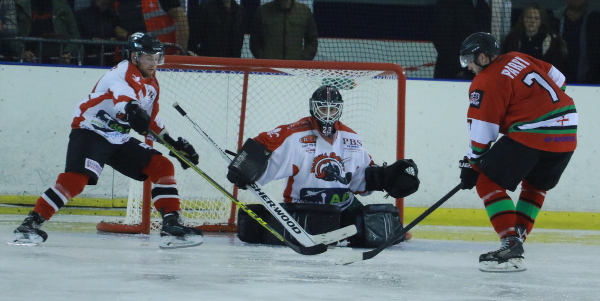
[1,64,599,212]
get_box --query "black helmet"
[459,32,500,67]
[126,32,165,64]
[309,85,343,133]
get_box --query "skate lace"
[483,237,516,255]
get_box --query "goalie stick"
[148,129,327,255]
[336,183,463,265]
[171,102,358,246]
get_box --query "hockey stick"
[148,129,327,255]
[336,183,463,265]
[171,102,358,246]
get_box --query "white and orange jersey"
[254,116,375,209]
[466,52,577,164]
[71,60,165,144]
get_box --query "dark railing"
[0,37,185,66]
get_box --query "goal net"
[97,56,406,234]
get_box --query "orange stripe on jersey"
[283,164,299,203]
[255,116,317,152]
[71,93,115,129]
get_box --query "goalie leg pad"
[263,203,342,246]
[237,203,341,246]
[228,138,272,184]
[237,204,267,244]
[347,204,404,248]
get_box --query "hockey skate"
[9,211,48,246]
[159,211,204,249]
[479,235,526,272]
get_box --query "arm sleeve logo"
[469,90,484,109]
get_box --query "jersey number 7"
[522,71,560,103]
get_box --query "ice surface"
[1,214,599,301]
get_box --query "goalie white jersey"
[254,116,375,210]
[71,60,165,144]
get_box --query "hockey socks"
[476,174,517,238]
[34,172,89,220]
[143,155,181,213]
[515,180,546,240]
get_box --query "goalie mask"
[309,85,343,136]
[126,32,165,65]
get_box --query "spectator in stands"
[432,0,491,79]
[14,0,81,64]
[550,0,600,84]
[188,0,244,58]
[76,0,119,66]
[250,0,318,60]
[114,0,190,55]
[502,3,568,73]
[0,0,19,61]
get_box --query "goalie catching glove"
[365,159,420,198]
[124,101,151,135]
[227,138,272,189]
[162,134,199,169]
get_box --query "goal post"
[97,56,406,234]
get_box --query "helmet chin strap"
[474,53,494,69]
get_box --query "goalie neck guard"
[309,85,343,136]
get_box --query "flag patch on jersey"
[469,90,484,108]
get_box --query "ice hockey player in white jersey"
[11,32,203,249]
[227,85,420,247]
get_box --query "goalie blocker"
[237,202,405,248]
[227,138,272,189]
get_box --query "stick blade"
[311,225,357,245]
[288,242,328,255]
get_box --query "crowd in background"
[0,0,598,84]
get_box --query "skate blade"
[159,234,203,249]
[8,233,44,246]
[479,258,527,272]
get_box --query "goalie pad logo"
[469,90,484,108]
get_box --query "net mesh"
[106,58,404,232]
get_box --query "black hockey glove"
[365,159,419,198]
[226,171,249,190]
[459,156,479,190]
[163,134,199,169]
[125,101,150,135]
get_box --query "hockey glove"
[163,134,199,169]
[125,101,150,135]
[226,171,249,190]
[365,159,420,198]
[459,156,479,190]
[226,139,272,190]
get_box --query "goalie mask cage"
[96,56,406,234]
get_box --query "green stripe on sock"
[516,201,541,220]
[485,199,515,218]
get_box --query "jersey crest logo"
[267,128,281,138]
[131,74,141,83]
[311,153,352,184]
[469,90,484,108]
